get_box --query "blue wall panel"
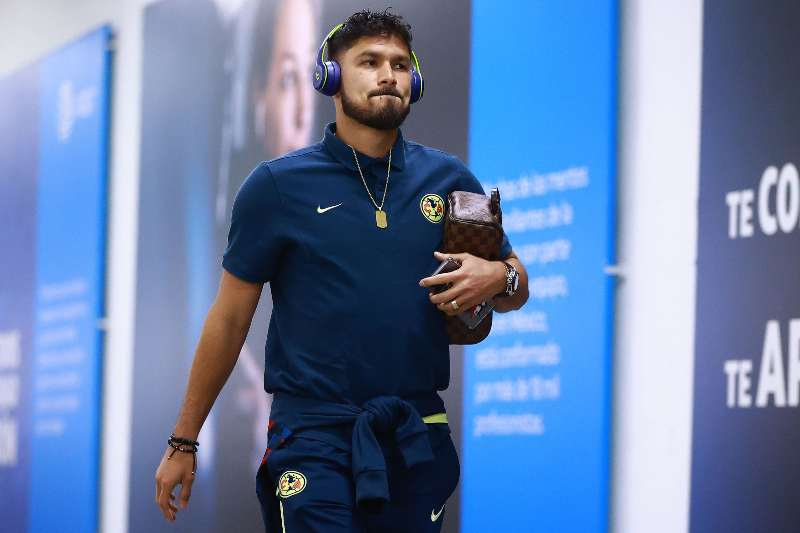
[463,2,617,531]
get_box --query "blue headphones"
[313,23,425,103]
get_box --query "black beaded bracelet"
[169,433,199,447]
[167,434,199,475]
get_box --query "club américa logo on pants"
[420,193,445,223]
[277,470,307,498]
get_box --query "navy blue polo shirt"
[222,122,512,405]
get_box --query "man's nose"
[377,62,397,85]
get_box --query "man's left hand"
[419,251,506,316]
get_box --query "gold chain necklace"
[350,145,391,229]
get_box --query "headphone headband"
[318,23,345,64]
[410,50,422,77]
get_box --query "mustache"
[369,89,402,99]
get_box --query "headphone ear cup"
[327,60,341,95]
[410,70,424,103]
[313,63,327,92]
[314,60,341,96]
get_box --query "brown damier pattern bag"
[441,188,504,345]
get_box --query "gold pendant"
[375,210,388,229]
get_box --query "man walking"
[155,9,528,532]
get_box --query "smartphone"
[427,257,494,330]
[428,257,461,294]
[457,298,496,330]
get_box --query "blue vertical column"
[462,2,618,531]
[28,26,111,532]
[0,63,40,533]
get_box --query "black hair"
[328,8,413,61]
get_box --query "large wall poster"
[0,26,112,533]
[691,2,800,532]
[131,1,473,531]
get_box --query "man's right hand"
[153,270,263,521]
[155,446,196,522]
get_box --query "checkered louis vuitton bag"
[440,188,504,345]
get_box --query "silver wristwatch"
[497,261,519,298]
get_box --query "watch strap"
[496,261,517,298]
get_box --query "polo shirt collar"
[322,122,406,172]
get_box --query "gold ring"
[450,300,459,311]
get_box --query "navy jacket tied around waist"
[267,392,445,509]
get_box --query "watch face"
[509,269,519,292]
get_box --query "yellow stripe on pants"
[422,412,448,424]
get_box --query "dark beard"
[341,91,411,130]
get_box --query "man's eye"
[395,63,409,71]
[362,59,375,66]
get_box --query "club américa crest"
[277,470,307,498]
[420,193,445,223]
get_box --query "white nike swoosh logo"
[431,504,445,522]
[316,203,343,214]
